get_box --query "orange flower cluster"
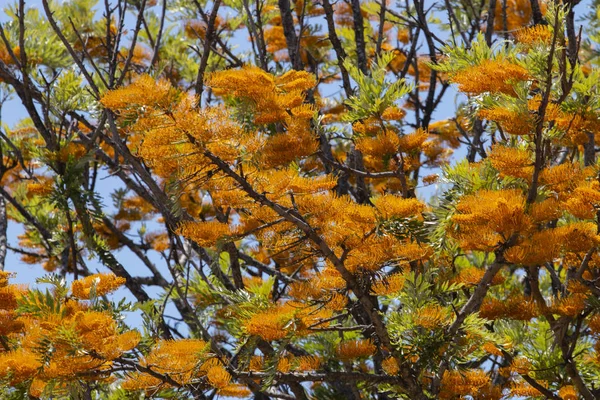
[0,272,25,338]
[513,25,553,46]
[354,128,437,173]
[122,340,230,392]
[372,194,425,219]
[263,22,328,64]
[494,0,545,32]
[451,59,529,96]
[336,339,377,361]
[519,96,600,145]
[183,16,226,40]
[0,273,139,396]
[100,74,179,115]
[589,314,600,334]
[177,220,231,248]
[381,356,400,375]
[488,145,533,179]
[558,385,578,400]
[71,273,126,299]
[551,293,588,317]
[479,294,539,321]
[479,106,534,136]
[414,304,450,329]
[450,266,505,287]
[242,302,332,341]
[371,273,406,296]
[505,221,600,265]
[428,118,465,148]
[510,380,546,397]
[439,369,498,399]
[207,67,315,124]
[247,354,321,374]
[493,0,547,31]
[451,189,529,251]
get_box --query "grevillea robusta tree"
[2,0,600,398]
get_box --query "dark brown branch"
[375,0,386,56]
[484,0,497,45]
[350,0,368,74]
[0,197,7,270]
[195,0,222,101]
[529,0,545,25]
[501,351,561,400]
[526,9,560,205]
[0,186,53,244]
[115,0,147,87]
[237,371,405,385]
[101,216,169,287]
[149,0,167,68]
[278,0,302,70]
[321,0,353,97]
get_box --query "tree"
[1,0,600,398]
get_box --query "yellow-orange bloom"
[479,106,534,136]
[451,189,529,251]
[398,129,429,152]
[371,273,405,296]
[513,24,553,46]
[372,194,425,220]
[488,145,533,179]
[558,385,578,400]
[100,74,179,113]
[177,220,231,248]
[243,310,290,341]
[123,339,209,389]
[0,284,26,310]
[589,314,600,334]
[217,384,252,398]
[440,369,491,399]
[414,304,450,329]
[551,293,587,317]
[296,356,321,371]
[451,59,529,96]
[510,381,545,397]
[336,339,376,361]
[381,357,400,375]
[0,350,41,384]
[206,365,232,389]
[71,273,126,299]
[0,271,13,287]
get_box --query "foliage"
[2,0,600,399]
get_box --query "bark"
[0,196,6,271]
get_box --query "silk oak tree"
[2,0,600,399]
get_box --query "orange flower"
[336,339,376,361]
[206,365,231,389]
[71,273,126,299]
[296,356,321,371]
[513,25,553,46]
[558,385,578,400]
[371,273,405,296]
[414,304,450,329]
[0,350,41,384]
[479,106,534,136]
[217,384,252,398]
[440,369,491,399]
[0,271,13,287]
[372,195,425,219]
[176,220,231,248]
[381,357,400,375]
[451,59,529,96]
